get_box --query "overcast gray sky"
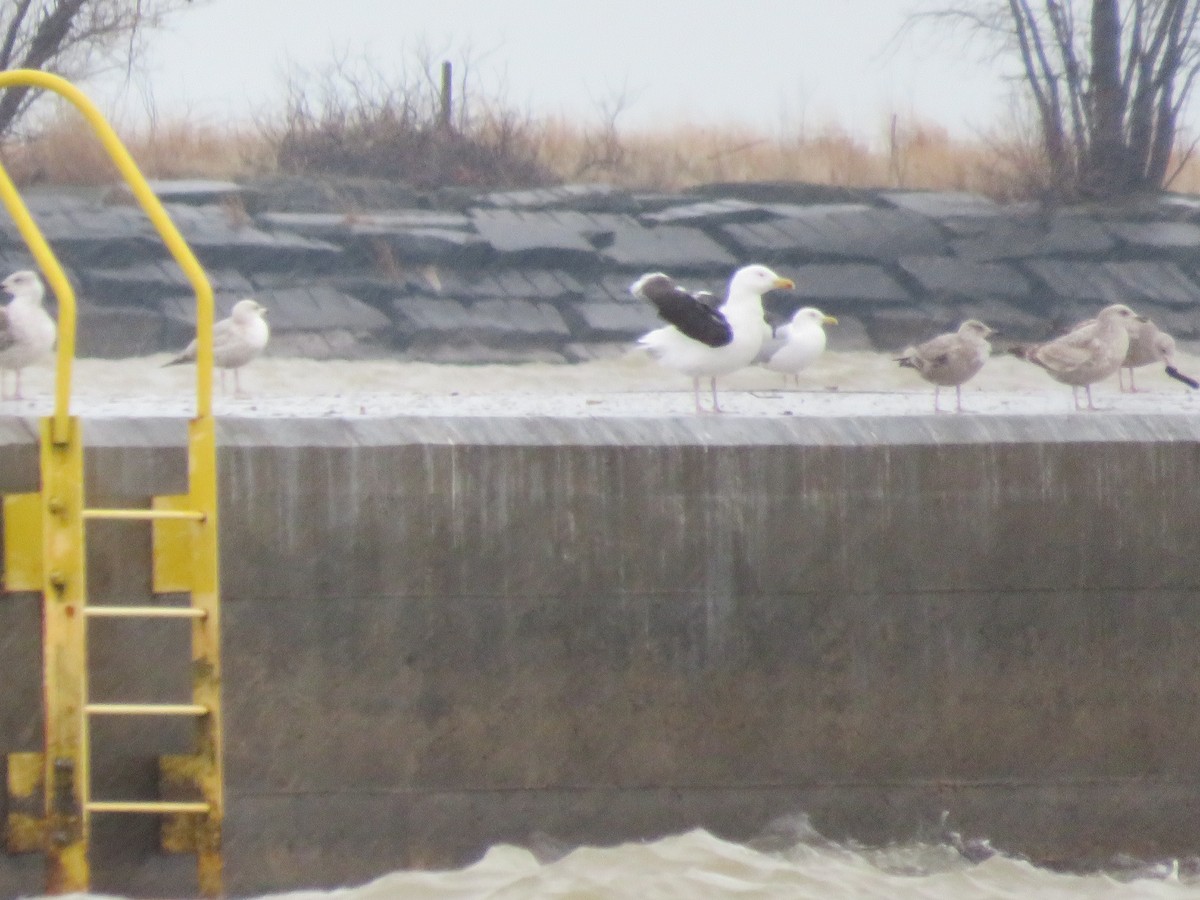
[90,0,1016,143]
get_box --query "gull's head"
[959,319,995,339]
[2,270,44,303]
[1097,303,1146,323]
[231,298,267,321]
[730,264,794,297]
[792,306,837,327]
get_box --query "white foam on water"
[40,825,1200,900]
[244,827,1200,900]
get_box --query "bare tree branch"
[912,0,1200,199]
[0,2,36,70]
[0,0,202,136]
[1007,0,1076,186]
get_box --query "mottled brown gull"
[1010,303,1143,410]
[1118,317,1199,392]
[164,298,270,394]
[0,269,56,400]
[633,264,793,413]
[895,319,994,413]
[756,306,837,385]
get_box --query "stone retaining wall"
[9,179,1200,362]
[1,413,1198,895]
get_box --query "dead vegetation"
[2,114,271,186]
[262,56,552,190]
[5,65,1200,201]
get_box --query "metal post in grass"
[440,60,453,132]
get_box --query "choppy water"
[248,821,1200,900]
[49,820,1200,900]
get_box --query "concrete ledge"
[2,413,1199,895]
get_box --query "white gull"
[756,306,837,386]
[633,264,793,413]
[0,269,56,400]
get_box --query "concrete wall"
[2,414,1200,896]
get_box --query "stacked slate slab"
[3,177,1200,360]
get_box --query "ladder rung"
[85,605,206,620]
[85,703,209,717]
[86,800,211,815]
[82,508,205,522]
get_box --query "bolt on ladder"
[0,70,223,897]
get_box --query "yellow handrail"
[83,508,206,521]
[0,69,214,437]
[0,71,225,896]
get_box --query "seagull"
[1118,317,1198,391]
[1010,303,1144,410]
[896,319,994,413]
[164,298,270,395]
[0,269,56,400]
[633,264,794,413]
[756,307,838,386]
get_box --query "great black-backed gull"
[165,298,270,394]
[896,319,994,413]
[756,306,837,385]
[1010,303,1142,410]
[1117,316,1198,391]
[633,264,793,413]
[0,270,56,400]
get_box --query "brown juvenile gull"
[1010,303,1144,410]
[164,298,269,395]
[633,264,794,413]
[0,269,56,400]
[1119,317,1199,392]
[895,319,994,413]
[756,306,838,386]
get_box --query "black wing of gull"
[631,273,733,348]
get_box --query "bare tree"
[915,1,1200,199]
[0,0,199,136]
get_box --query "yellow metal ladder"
[0,71,223,897]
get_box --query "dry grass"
[7,107,1200,202]
[3,115,274,186]
[1163,144,1200,195]
[537,116,1027,196]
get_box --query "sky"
[86,0,1018,144]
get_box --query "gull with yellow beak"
[633,264,795,413]
[757,306,838,386]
